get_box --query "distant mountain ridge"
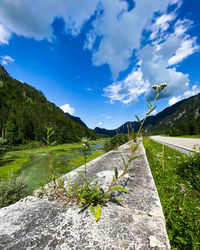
[94,117,154,137]
[65,112,88,128]
[94,93,200,136]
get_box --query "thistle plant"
[42,83,167,221]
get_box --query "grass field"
[143,137,200,249]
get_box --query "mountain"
[94,116,154,137]
[0,65,96,144]
[94,93,200,136]
[145,93,200,133]
[65,112,88,128]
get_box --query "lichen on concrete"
[0,141,170,249]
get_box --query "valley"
[0,139,106,192]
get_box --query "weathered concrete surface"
[0,141,170,250]
[151,135,200,154]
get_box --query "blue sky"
[0,0,200,129]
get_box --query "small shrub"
[177,147,200,192]
[103,134,129,152]
[0,175,30,208]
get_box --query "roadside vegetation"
[143,137,200,249]
[166,117,200,137]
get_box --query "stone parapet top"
[0,140,170,250]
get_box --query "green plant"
[177,146,200,192]
[143,137,200,249]
[42,83,167,221]
[0,174,30,208]
[0,137,7,162]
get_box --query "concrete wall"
[0,141,170,250]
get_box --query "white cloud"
[104,7,199,105]
[150,14,176,40]
[97,122,103,126]
[105,116,112,119]
[104,68,149,104]
[168,85,200,106]
[168,37,199,65]
[60,104,75,115]
[151,109,157,115]
[174,19,193,36]
[86,88,93,91]
[0,23,11,44]
[85,0,173,78]
[168,96,181,106]
[0,0,99,42]
[137,14,198,99]
[139,39,190,98]
[1,55,14,65]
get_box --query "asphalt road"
[150,135,200,154]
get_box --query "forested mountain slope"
[145,93,200,134]
[65,112,88,128]
[0,65,95,144]
[94,93,200,136]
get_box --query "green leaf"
[91,192,99,200]
[135,115,142,125]
[109,186,130,193]
[51,141,57,146]
[89,205,96,217]
[80,198,86,203]
[115,167,118,179]
[147,104,151,110]
[126,168,135,173]
[95,204,101,222]
[109,197,124,202]
[128,155,142,163]
[146,98,152,107]
[146,105,157,115]
[120,154,127,168]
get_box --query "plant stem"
[105,92,160,196]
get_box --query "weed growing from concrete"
[42,84,167,221]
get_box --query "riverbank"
[0,139,106,192]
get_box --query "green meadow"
[0,139,106,192]
[143,137,200,249]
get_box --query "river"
[20,141,105,192]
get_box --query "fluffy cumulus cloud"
[60,104,75,115]
[168,37,199,65]
[104,67,149,104]
[0,0,99,43]
[0,24,11,44]
[1,55,14,65]
[85,0,173,78]
[169,85,200,106]
[103,0,199,104]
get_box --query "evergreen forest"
[0,65,96,146]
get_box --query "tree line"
[166,117,200,136]
[0,65,96,146]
